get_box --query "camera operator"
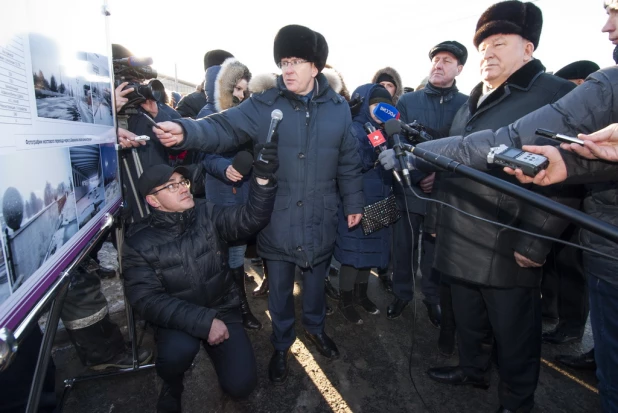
[122,144,277,411]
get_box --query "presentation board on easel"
[0,0,119,332]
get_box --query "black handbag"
[361,194,401,235]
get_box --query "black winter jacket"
[176,90,208,119]
[395,82,468,215]
[417,66,618,286]
[173,73,364,268]
[430,59,575,288]
[122,178,276,338]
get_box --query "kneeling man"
[122,141,278,413]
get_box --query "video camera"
[112,56,165,113]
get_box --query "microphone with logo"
[257,109,283,163]
[364,122,403,185]
[372,102,400,124]
[384,119,413,188]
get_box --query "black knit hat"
[375,73,396,86]
[203,49,234,71]
[473,1,543,50]
[554,60,600,80]
[369,85,393,106]
[429,41,468,65]
[273,25,329,72]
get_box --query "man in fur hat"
[153,24,364,385]
[386,41,468,358]
[411,2,576,412]
[554,60,600,85]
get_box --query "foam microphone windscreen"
[232,151,254,176]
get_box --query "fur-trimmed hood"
[215,58,252,112]
[248,70,344,96]
[371,67,403,103]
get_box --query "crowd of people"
[5,0,617,412]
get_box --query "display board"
[0,0,119,331]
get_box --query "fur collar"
[468,59,545,114]
[215,58,251,112]
[248,70,342,96]
[371,66,403,103]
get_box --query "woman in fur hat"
[197,57,263,332]
[371,67,403,103]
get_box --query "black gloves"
[253,133,279,180]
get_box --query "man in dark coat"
[122,148,277,412]
[416,2,575,412]
[407,2,618,403]
[152,25,364,384]
[387,41,468,349]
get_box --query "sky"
[107,0,614,96]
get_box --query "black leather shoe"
[379,275,393,293]
[329,265,340,277]
[325,278,340,300]
[424,301,442,328]
[426,366,489,389]
[542,326,583,345]
[387,297,409,319]
[555,349,596,370]
[304,330,340,359]
[269,349,290,384]
[97,266,117,279]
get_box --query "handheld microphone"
[113,56,154,67]
[372,102,400,124]
[232,151,254,176]
[385,119,412,188]
[258,109,283,163]
[364,122,402,185]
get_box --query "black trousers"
[451,279,542,411]
[541,233,587,333]
[155,323,257,399]
[392,211,440,304]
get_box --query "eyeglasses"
[150,179,190,195]
[277,59,308,69]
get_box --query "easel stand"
[57,215,155,411]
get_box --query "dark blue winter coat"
[196,65,221,119]
[334,84,392,269]
[174,73,364,268]
[195,64,251,207]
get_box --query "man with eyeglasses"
[122,147,278,412]
[152,24,364,384]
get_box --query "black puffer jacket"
[176,90,208,119]
[430,59,575,288]
[122,178,276,338]
[415,66,618,286]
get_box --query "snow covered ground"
[36,96,95,123]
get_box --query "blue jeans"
[588,274,618,412]
[228,244,247,269]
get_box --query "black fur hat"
[473,1,543,50]
[112,44,133,59]
[273,25,329,72]
[554,60,600,80]
[204,49,234,71]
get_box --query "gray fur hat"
[605,0,618,10]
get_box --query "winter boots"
[231,266,262,330]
